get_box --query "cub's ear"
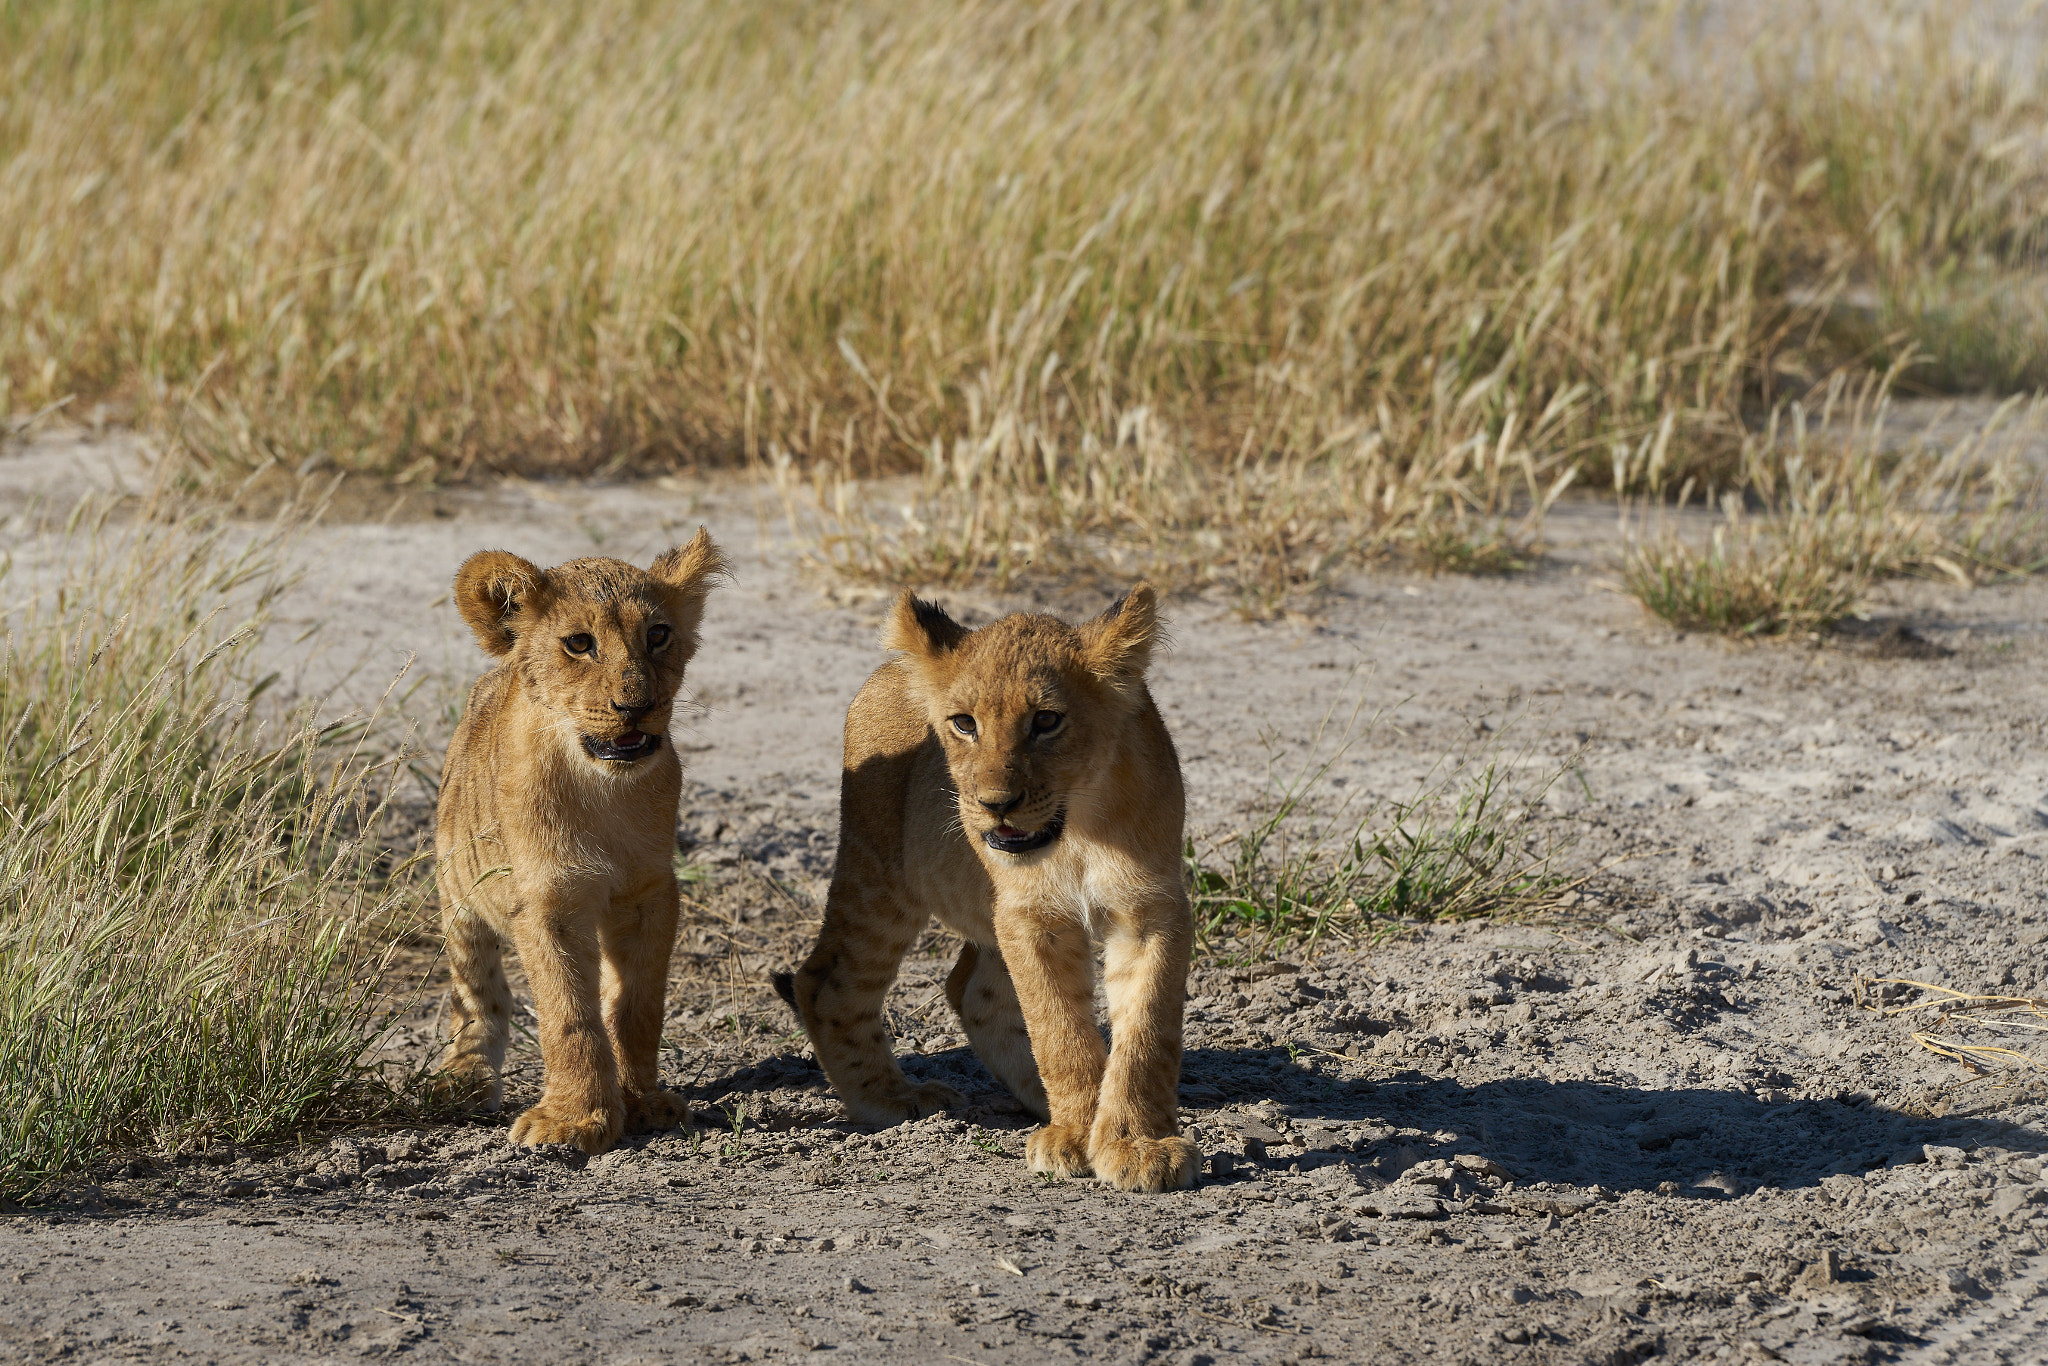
[1080,582,1162,689]
[881,589,969,664]
[648,528,729,646]
[453,551,550,657]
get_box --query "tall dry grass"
[4,2,2045,596]
[1622,369,2048,635]
[0,497,425,1203]
[1764,7,2048,394]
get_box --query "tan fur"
[433,530,725,1155]
[779,586,1199,1192]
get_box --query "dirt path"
[1,432,2045,1364]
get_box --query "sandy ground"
[1,427,2046,1365]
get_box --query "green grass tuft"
[0,496,426,1204]
[1186,691,1580,958]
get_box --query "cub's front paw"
[1026,1124,1093,1179]
[509,1100,623,1155]
[842,1081,965,1126]
[626,1087,692,1133]
[1091,1136,1199,1193]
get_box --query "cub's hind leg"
[601,879,691,1134]
[436,899,511,1111]
[945,942,1049,1120]
[779,866,962,1124]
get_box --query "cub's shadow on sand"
[1177,1047,2047,1194]
[710,1043,2045,1196]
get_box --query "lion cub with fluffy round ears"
[777,585,1199,1192]
[434,531,725,1156]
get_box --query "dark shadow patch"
[1171,1046,2042,1194]
[1832,618,1955,659]
[688,1039,2044,1195]
[690,1051,827,1100]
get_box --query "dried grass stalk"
[1859,977,2048,1080]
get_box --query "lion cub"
[433,532,725,1155]
[776,586,1199,1192]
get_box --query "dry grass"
[770,395,1581,612]
[1859,978,2048,1082]
[1623,370,2048,635]
[0,494,428,1203]
[3,2,2045,603]
[1773,8,2048,394]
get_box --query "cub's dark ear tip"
[771,972,797,1012]
[883,587,968,656]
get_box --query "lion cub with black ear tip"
[433,531,725,1156]
[776,586,1199,1193]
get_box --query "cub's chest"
[998,838,1164,938]
[458,748,679,873]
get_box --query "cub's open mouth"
[983,808,1065,855]
[580,730,663,763]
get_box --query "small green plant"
[1186,689,1579,957]
[716,1100,751,1159]
[1196,696,1572,962]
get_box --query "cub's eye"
[1033,710,1064,733]
[647,624,671,649]
[949,714,978,738]
[563,633,596,656]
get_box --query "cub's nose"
[978,791,1023,816]
[612,700,653,721]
